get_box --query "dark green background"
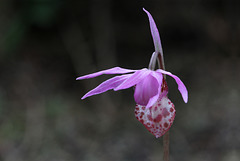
[0,0,239,161]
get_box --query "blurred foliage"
[2,17,26,53]
[0,0,240,161]
[21,0,62,26]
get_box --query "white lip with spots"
[135,96,175,138]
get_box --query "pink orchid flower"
[76,8,188,138]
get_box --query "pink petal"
[157,69,188,103]
[76,67,135,80]
[134,71,163,108]
[143,8,163,56]
[135,96,176,138]
[134,74,159,107]
[114,68,151,91]
[81,74,132,99]
[145,72,163,108]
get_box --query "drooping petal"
[134,74,159,107]
[143,8,163,56]
[135,96,176,138]
[157,69,188,103]
[145,71,163,108]
[76,67,135,80]
[114,68,151,91]
[81,74,132,99]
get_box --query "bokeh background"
[0,0,239,161]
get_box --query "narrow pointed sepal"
[143,8,163,56]
[135,96,176,138]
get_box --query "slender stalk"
[148,51,169,161]
[157,52,169,161]
[163,131,170,161]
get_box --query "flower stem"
[156,51,169,161]
[163,131,170,161]
[148,51,169,161]
[157,52,169,161]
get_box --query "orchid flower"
[76,8,188,138]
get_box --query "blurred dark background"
[0,0,239,161]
